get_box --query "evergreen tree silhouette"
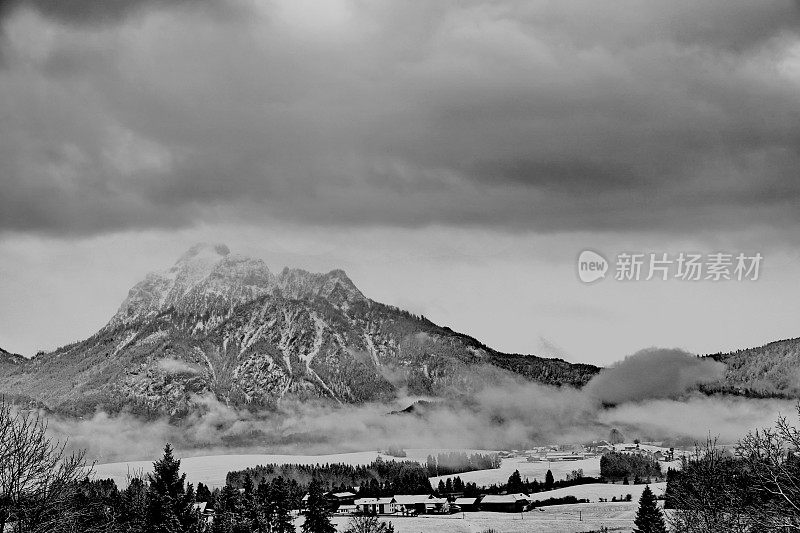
[302,479,336,533]
[146,444,198,532]
[544,470,555,490]
[633,485,667,533]
[271,476,296,533]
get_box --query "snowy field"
[528,482,667,503]
[92,448,490,488]
[430,456,601,486]
[430,454,681,488]
[298,503,642,533]
[93,451,384,488]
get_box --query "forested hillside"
[703,337,800,397]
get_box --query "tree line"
[424,451,500,476]
[227,456,432,497]
[663,405,800,532]
[600,451,662,482]
[0,399,376,533]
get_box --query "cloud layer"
[0,0,799,237]
[43,348,783,463]
[585,348,727,405]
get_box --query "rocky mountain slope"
[703,337,800,398]
[0,347,24,366]
[0,244,599,417]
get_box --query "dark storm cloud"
[0,0,799,236]
[0,0,196,25]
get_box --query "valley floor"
[306,503,642,533]
[92,448,491,488]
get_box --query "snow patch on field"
[93,448,495,489]
[94,451,385,489]
[529,482,667,503]
[314,503,642,533]
[429,456,601,487]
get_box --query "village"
[171,437,690,533]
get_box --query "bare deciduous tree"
[737,405,800,531]
[667,437,754,533]
[343,515,395,533]
[0,399,90,533]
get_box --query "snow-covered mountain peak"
[107,245,365,328]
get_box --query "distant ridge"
[702,337,800,398]
[0,346,24,365]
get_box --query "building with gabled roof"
[354,497,396,515]
[480,493,530,513]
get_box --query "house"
[354,497,396,515]
[335,504,357,515]
[453,496,481,512]
[393,494,432,515]
[479,493,530,513]
[192,502,215,524]
[325,491,357,507]
[301,491,357,512]
[544,452,585,461]
[425,497,450,514]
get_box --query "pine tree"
[544,469,555,490]
[147,444,198,532]
[633,485,667,533]
[241,473,259,531]
[271,476,296,533]
[507,470,524,493]
[255,478,274,532]
[302,479,335,533]
[197,482,212,503]
[213,484,245,533]
[119,476,148,532]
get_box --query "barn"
[479,493,530,513]
[453,496,481,512]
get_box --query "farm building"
[335,504,357,515]
[354,497,396,515]
[301,490,357,511]
[394,494,432,515]
[426,497,449,514]
[325,491,357,506]
[393,495,450,514]
[480,493,530,513]
[453,496,481,512]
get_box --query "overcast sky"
[1,0,799,364]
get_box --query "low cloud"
[585,348,727,405]
[40,350,786,467]
[156,357,201,375]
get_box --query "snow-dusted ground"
[92,448,492,489]
[529,482,667,503]
[301,503,642,533]
[430,456,601,486]
[430,454,682,488]
[93,451,384,488]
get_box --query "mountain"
[702,337,800,398]
[0,347,24,366]
[0,244,599,417]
